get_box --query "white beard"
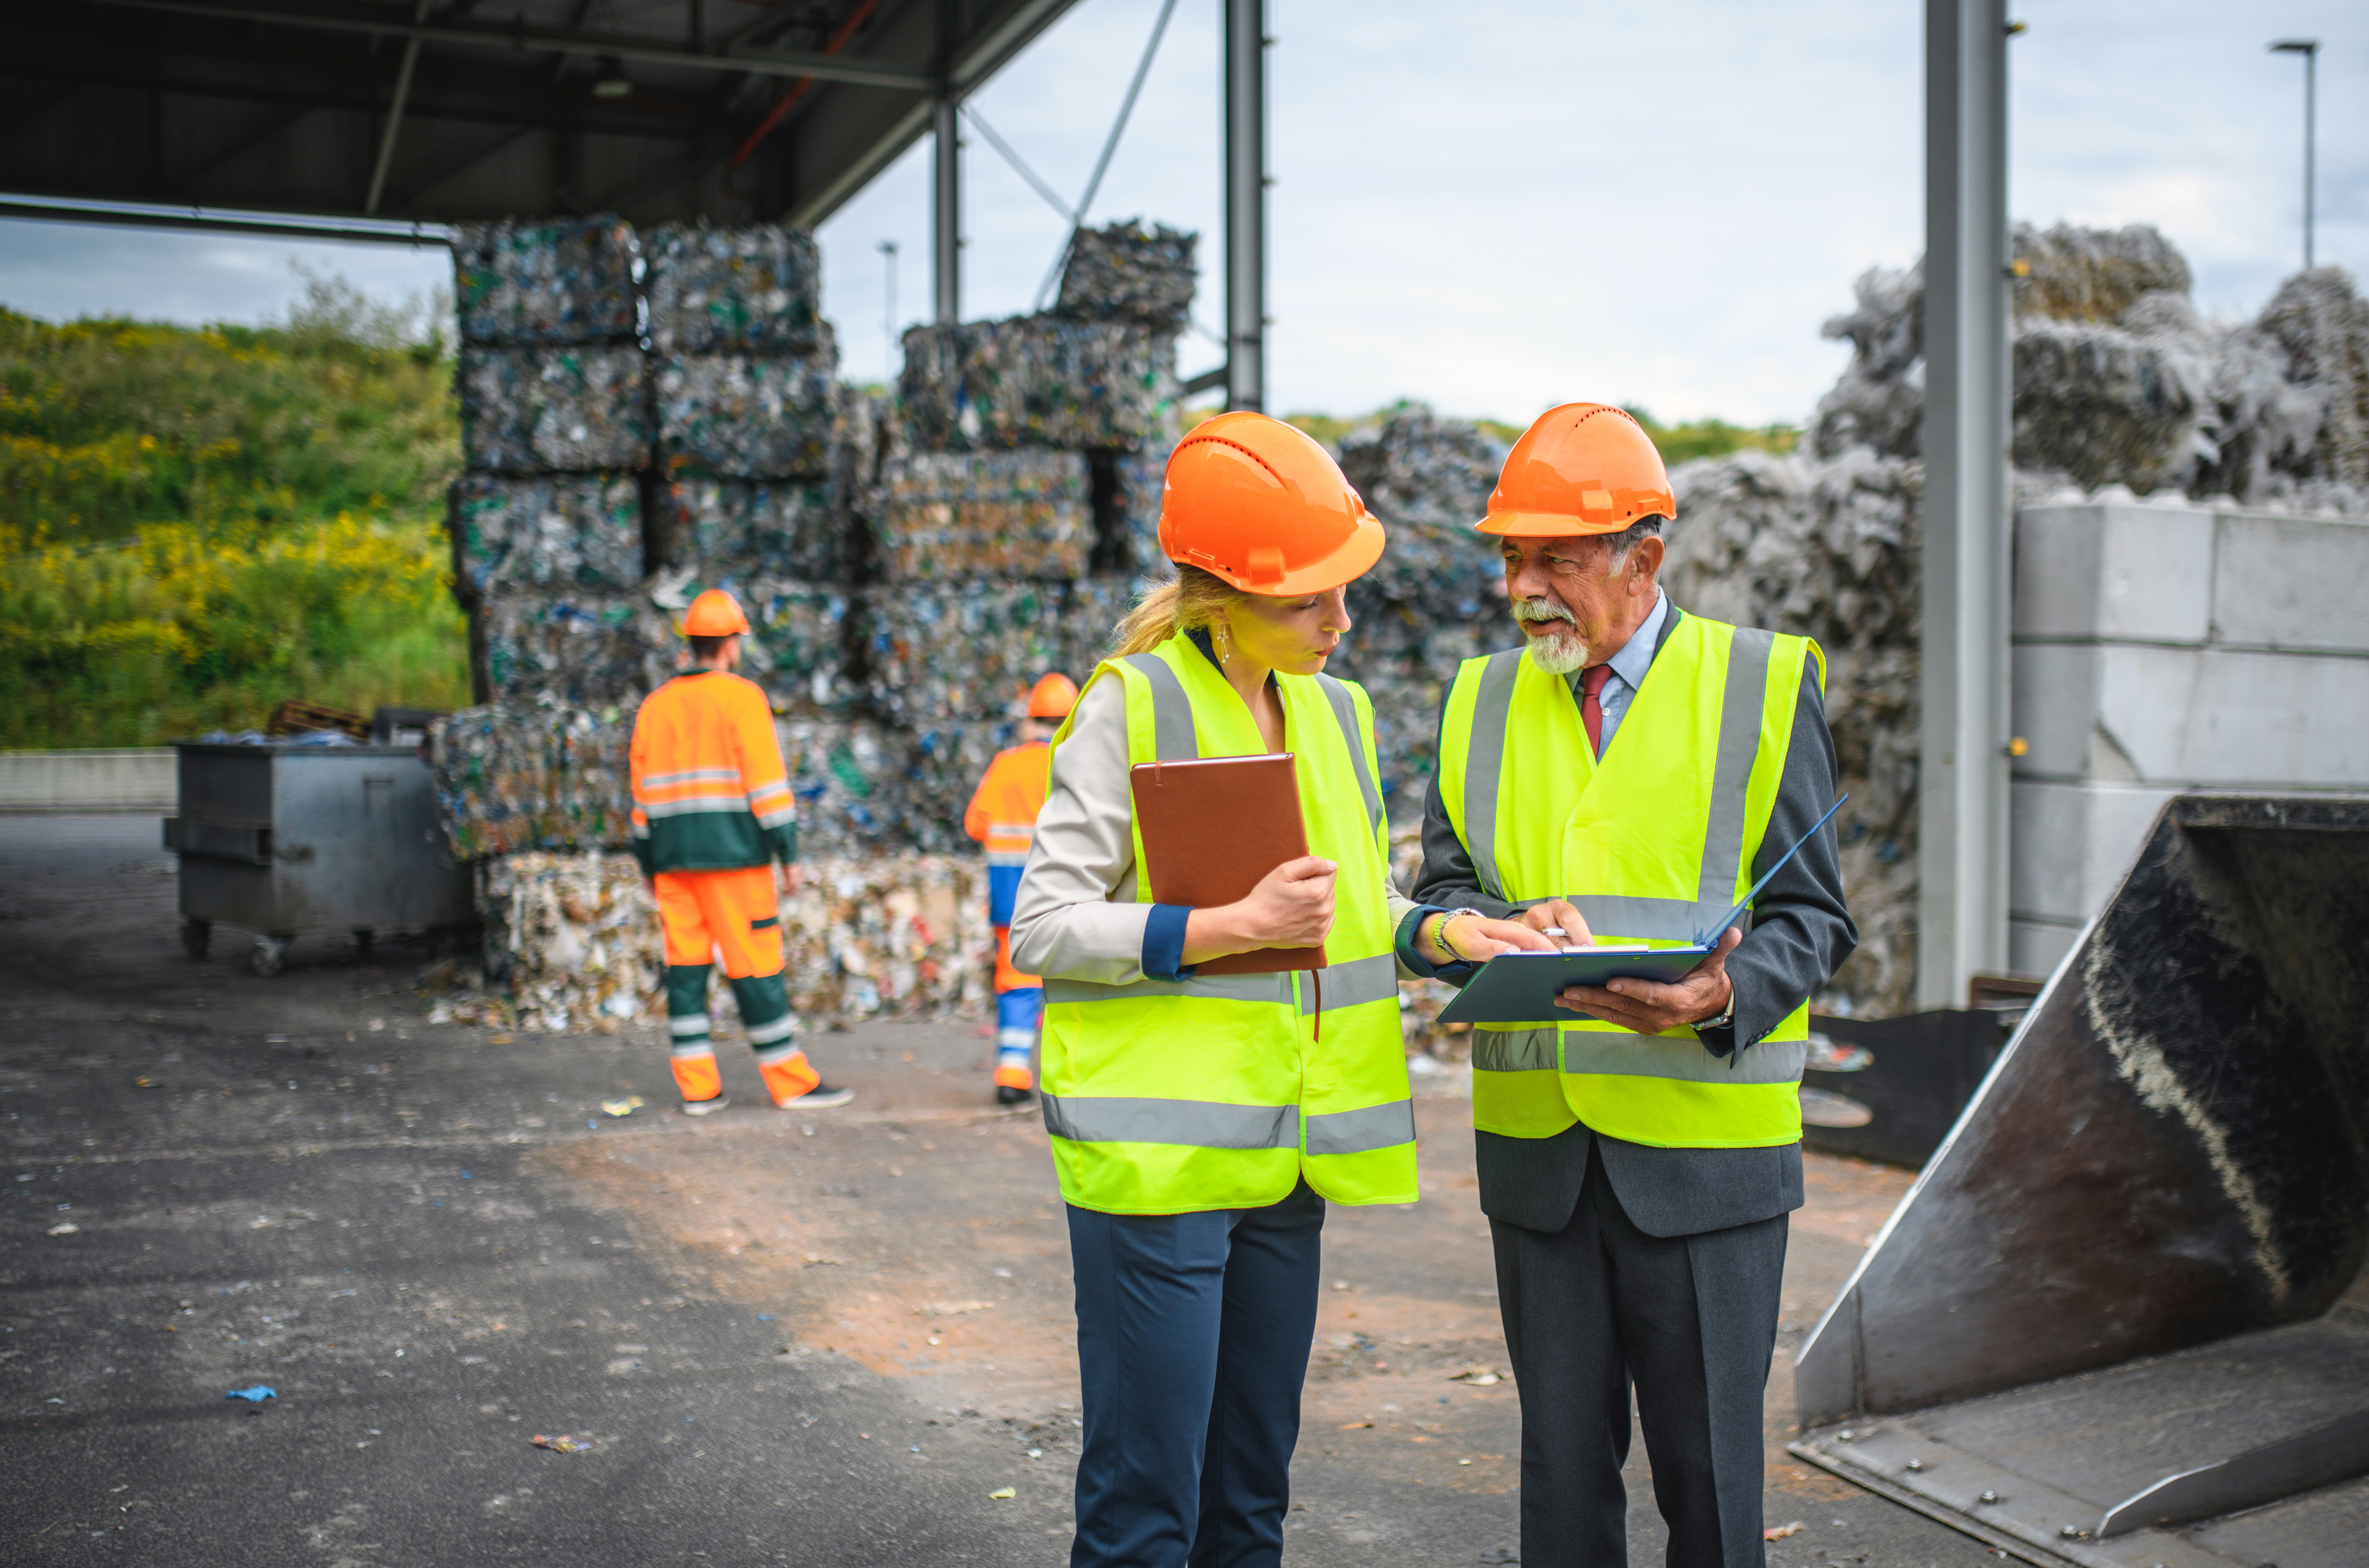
[1521,625,1592,675]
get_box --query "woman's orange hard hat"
[1479,403,1677,537]
[1159,411,1385,595]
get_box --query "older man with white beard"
[1400,404,1855,1568]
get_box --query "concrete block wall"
[2009,500,2369,977]
[0,749,176,812]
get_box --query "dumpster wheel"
[180,919,210,961]
[250,936,287,977]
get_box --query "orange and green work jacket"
[628,669,797,876]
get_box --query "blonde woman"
[1010,412,1549,1567]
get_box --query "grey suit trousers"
[1492,1136,1789,1568]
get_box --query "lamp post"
[2269,39,2319,270]
[878,240,899,377]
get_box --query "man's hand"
[1418,913,1557,966]
[776,862,801,898]
[1517,899,1595,948]
[1554,926,1742,1034]
[1183,856,1336,964]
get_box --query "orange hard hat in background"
[1024,672,1080,719]
[1159,411,1385,595]
[682,589,751,636]
[1479,403,1677,537]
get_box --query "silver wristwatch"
[1432,907,1487,962]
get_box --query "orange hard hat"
[682,589,750,636]
[1479,403,1677,537]
[1024,672,1080,719]
[1159,411,1385,595]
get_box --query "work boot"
[779,1082,853,1109]
[996,1084,1035,1107]
[681,1092,731,1117]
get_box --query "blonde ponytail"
[1110,564,1243,657]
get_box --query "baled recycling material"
[452,474,644,599]
[1055,219,1198,331]
[735,580,858,716]
[642,224,826,355]
[452,217,639,346]
[429,703,633,859]
[459,348,651,473]
[478,592,679,709]
[898,316,1177,452]
[660,477,844,582]
[865,580,1072,726]
[656,349,838,479]
[876,450,1091,581]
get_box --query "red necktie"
[1579,664,1613,755]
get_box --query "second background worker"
[963,670,1079,1107]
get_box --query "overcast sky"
[1,0,2358,427]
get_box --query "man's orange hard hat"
[1478,403,1677,537]
[1024,672,1080,719]
[682,589,751,636]
[1159,411,1385,595]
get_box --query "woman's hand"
[1181,857,1337,964]
[1418,912,1558,966]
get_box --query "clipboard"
[1130,753,1326,976]
[1435,794,1848,1027]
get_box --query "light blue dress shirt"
[1571,587,1667,755]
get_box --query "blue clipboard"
[1433,796,1846,1028]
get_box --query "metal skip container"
[164,742,475,975]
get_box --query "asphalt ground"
[1,815,2008,1566]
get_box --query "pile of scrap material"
[428,703,633,859]
[426,850,988,1034]
[1660,222,2369,1015]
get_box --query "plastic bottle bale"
[459,348,651,473]
[735,579,856,716]
[642,223,826,355]
[1062,575,1139,674]
[1115,449,1168,575]
[656,349,838,478]
[452,216,639,346]
[782,853,990,1025]
[479,591,679,710]
[453,474,645,598]
[876,450,1091,580]
[897,316,1177,452]
[429,702,634,860]
[865,580,1069,726]
[477,850,663,1033]
[778,718,910,857]
[660,476,845,580]
[1054,220,1198,331]
[900,719,1026,852]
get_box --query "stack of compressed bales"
[450,217,664,706]
[1054,220,1197,332]
[427,703,634,859]
[1663,222,2369,1017]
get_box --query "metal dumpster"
[164,742,474,974]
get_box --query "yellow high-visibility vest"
[1036,631,1416,1214]
[1436,613,1822,1149]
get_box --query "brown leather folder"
[1129,753,1326,976]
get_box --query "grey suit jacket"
[1411,603,1857,1238]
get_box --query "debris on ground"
[531,1433,595,1453]
[599,1096,644,1118]
[1764,1520,1807,1540]
[988,1486,1016,1500]
[224,1386,276,1403]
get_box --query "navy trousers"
[1066,1181,1326,1568]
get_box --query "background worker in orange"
[963,672,1078,1106]
[629,589,852,1114]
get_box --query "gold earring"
[1216,624,1233,666]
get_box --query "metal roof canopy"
[0,0,1080,233]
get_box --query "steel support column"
[931,94,960,323]
[1222,0,1265,412]
[1916,0,2012,1006]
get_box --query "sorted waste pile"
[1661,221,2369,1015]
[432,217,1192,1033]
[434,850,989,1034]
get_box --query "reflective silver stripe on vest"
[1305,1099,1415,1155]
[1696,627,1773,921]
[1314,673,1384,836]
[1564,896,1700,944]
[1470,1027,1560,1073]
[1041,1094,1299,1149]
[1562,1031,1806,1085]
[1119,653,1198,761]
[1462,650,1524,900]
[1046,972,1291,1006]
[1295,952,1399,1015]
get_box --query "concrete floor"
[1,816,2004,1565]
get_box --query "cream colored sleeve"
[1007,677,1154,984]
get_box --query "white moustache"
[1511,598,1577,625]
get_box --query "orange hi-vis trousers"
[654,866,820,1107]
